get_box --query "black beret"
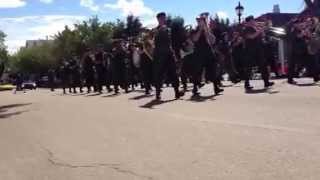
[245,15,254,22]
[156,12,166,18]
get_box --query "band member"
[231,30,246,81]
[48,68,55,92]
[191,13,223,97]
[218,32,241,84]
[103,52,113,93]
[263,31,279,78]
[59,59,71,94]
[94,47,106,93]
[82,49,95,93]
[128,43,141,91]
[111,40,128,94]
[153,12,184,100]
[180,34,196,92]
[243,16,274,90]
[69,56,83,93]
[139,42,153,95]
[287,20,308,84]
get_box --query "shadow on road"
[140,99,177,109]
[85,93,102,97]
[130,94,154,100]
[295,83,318,87]
[189,95,216,102]
[102,93,121,98]
[245,88,280,95]
[0,103,31,119]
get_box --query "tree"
[0,30,8,79]
[54,16,114,61]
[169,16,187,52]
[125,15,142,38]
[10,42,57,74]
[304,0,320,14]
[113,19,126,39]
[211,14,231,33]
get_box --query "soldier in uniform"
[231,31,246,81]
[153,12,184,100]
[111,40,128,94]
[243,16,274,90]
[104,52,114,93]
[94,47,106,93]
[48,68,55,92]
[191,13,224,97]
[82,49,95,93]
[59,59,71,94]
[69,56,83,93]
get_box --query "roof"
[256,13,299,27]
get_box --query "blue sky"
[0,0,305,53]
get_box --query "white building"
[25,39,53,49]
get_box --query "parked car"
[37,76,49,88]
[22,81,37,90]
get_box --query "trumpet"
[247,20,287,37]
[140,31,154,61]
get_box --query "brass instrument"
[197,12,216,55]
[141,31,154,61]
[245,20,286,38]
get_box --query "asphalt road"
[1,79,320,180]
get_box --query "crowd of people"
[49,12,320,101]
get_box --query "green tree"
[54,16,114,61]
[0,30,8,78]
[125,15,143,38]
[10,42,57,74]
[113,19,126,39]
[169,16,187,51]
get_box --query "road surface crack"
[42,147,154,180]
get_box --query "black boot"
[156,90,161,101]
[245,81,253,90]
[288,79,297,85]
[264,81,275,88]
[174,87,185,99]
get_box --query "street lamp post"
[235,1,244,24]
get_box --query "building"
[273,4,281,14]
[25,39,53,49]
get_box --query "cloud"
[0,15,86,53]
[104,0,156,27]
[80,0,100,12]
[0,0,26,8]
[39,0,54,4]
[216,11,229,19]
[104,0,154,17]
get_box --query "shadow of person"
[129,94,154,100]
[102,93,121,98]
[0,111,28,119]
[245,88,280,95]
[0,103,32,119]
[189,95,216,103]
[296,83,318,87]
[140,99,177,109]
[245,88,268,94]
[85,93,103,97]
[68,93,87,96]
[0,103,32,112]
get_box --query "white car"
[22,81,37,90]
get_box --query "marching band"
[54,12,320,100]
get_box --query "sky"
[0,0,306,53]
